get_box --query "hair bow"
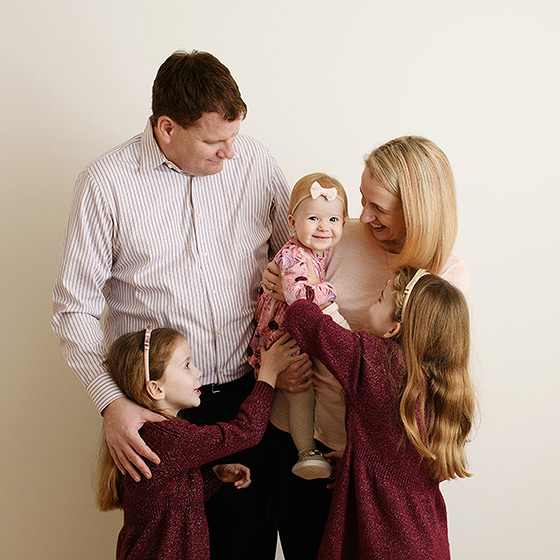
[310,181,338,201]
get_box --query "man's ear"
[154,116,175,145]
[288,214,296,235]
[383,322,401,339]
[146,380,165,401]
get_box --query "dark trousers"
[264,423,334,560]
[180,373,277,560]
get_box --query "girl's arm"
[285,299,363,394]
[142,382,275,481]
[279,244,336,306]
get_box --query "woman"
[265,136,469,559]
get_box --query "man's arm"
[103,398,163,481]
[52,170,161,479]
[267,155,291,255]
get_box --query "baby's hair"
[288,172,348,219]
[391,267,475,481]
[95,327,185,512]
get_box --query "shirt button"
[202,252,207,257]
[217,330,221,335]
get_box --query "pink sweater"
[286,300,450,560]
[116,382,275,560]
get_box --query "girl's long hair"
[392,267,475,480]
[95,328,184,511]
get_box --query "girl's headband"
[400,269,430,318]
[144,325,152,385]
[290,181,345,215]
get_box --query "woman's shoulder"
[440,253,470,294]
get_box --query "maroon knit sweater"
[286,300,450,560]
[116,381,275,560]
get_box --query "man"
[52,50,311,560]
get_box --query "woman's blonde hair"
[95,328,185,511]
[364,136,458,273]
[392,267,474,480]
[288,172,348,219]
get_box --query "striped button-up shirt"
[52,120,290,413]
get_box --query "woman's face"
[359,168,406,252]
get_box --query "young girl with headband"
[285,267,475,560]
[248,172,349,479]
[95,327,299,560]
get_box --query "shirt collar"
[139,118,168,173]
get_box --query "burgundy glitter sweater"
[286,300,451,560]
[116,381,275,560]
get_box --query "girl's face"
[157,337,203,415]
[359,168,406,252]
[288,196,345,256]
[367,279,400,338]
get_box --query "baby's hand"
[258,333,301,387]
[213,463,251,489]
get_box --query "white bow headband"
[291,181,344,215]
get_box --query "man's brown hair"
[152,50,247,128]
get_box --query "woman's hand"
[103,397,164,482]
[213,463,252,489]
[275,353,313,392]
[262,262,285,302]
[258,333,301,387]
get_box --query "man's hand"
[103,397,165,482]
[275,352,313,392]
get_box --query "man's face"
[163,112,241,176]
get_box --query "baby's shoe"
[292,449,332,480]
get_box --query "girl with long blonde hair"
[285,266,475,560]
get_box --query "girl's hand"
[258,333,301,388]
[213,463,251,489]
[324,450,344,489]
[262,262,285,302]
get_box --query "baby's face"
[288,196,345,255]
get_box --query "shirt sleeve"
[279,245,337,306]
[440,253,470,294]
[267,155,291,256]
[51,170,124,413]
[202,467,222,502]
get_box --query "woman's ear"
[288,214,296,235]
[146,380,165,401]
[383,322,401,339]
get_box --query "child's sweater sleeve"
[286,300,363,394]
[202,466,222,502]
[142,382,275,481]
[279,244,336,306]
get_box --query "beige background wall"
[1,1,558,559]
